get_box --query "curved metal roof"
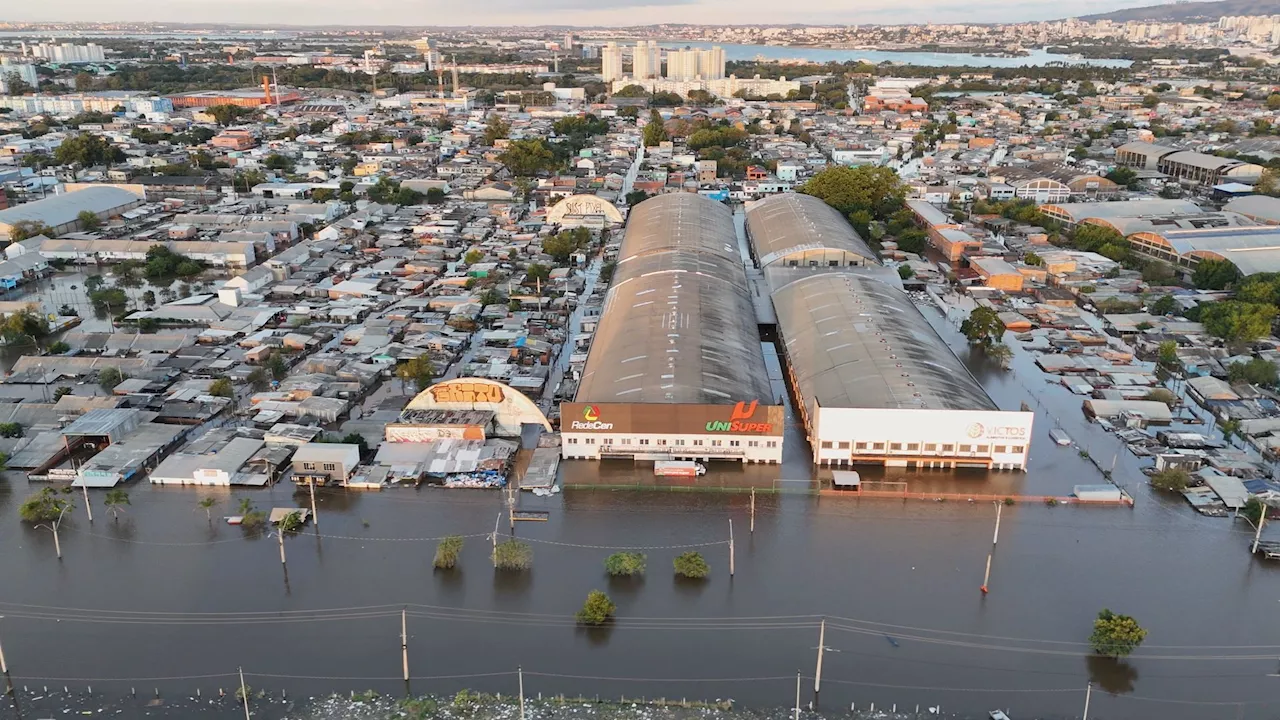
[575,194,772,405]
[1040,199,1199,224]
[745,194,876,268]
[770,272,996,413]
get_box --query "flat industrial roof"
[745,193,876,267]
[771,272,997,413]
[574,193,772,405]
[0,186,141,231]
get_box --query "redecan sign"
[560,401,784,436]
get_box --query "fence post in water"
[239,667,251,720]
[793,670,800,720]
[401,609,409,682]
[728,519,735,577]
[518,666,525,720]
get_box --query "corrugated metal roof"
[0,187,141,231]
[770,272,996,413]
[574,193,771,405]
[746,194,876,267]
[1042,199,1200,224]
[1225,195,1280,224]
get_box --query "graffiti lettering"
[429,382,504,405]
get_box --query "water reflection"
[605,573,644,599]
[1086,655,1139,695]
[576,622,614,647]
[493,569,533,595]
[673,575,709,597]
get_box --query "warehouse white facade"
[749,196,1033,471]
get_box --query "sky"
[3,0,1172,27]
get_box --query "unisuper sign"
[705,401,773,434]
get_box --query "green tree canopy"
[206,104,249,126]
[482,116,510,145]
[642,110,668,147]
[1227,357,1278,387]
[1200,301,1276,344]
[799,165,907,221]
[1072,223,1130,262]
[498,138,556,176]
[961,306,1006,347]
[54,133,124,167]
[1192,258,1241,290]
[1089,609,1147,658]
[77,210,102,231]
[576,590,616,626]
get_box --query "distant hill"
[1078,0,1277,22]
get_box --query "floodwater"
[1,301,1278,720]
[0,270,225,372]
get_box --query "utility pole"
[992,501,1002,545]
[0,614,8,676]
[980,552,992,595]
[276,528,286,566]
[492,512,501,566]
[39,504,71,560]
[308,478,319,528]
[1082,683,1092,720]
[518,666,526,720]
[239,666,251,720]
[750,488,755,533]
[82,482,92,523]
[401,608,409,682]
[728,518,735,577]
[812,619,829,708]
[793,670,801,720]
[1252,505,1268,554]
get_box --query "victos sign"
[966,422,1029,440]
[705,400,774,434]
[560,401,783,436]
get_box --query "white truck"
[654,461,707,477]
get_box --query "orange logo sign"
[730,400,759,422]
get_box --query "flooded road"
[1,291,1279,720]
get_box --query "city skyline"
[0,0,1197,28]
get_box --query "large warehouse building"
[746,194,1034,470]
[561,194,784,464]
[0,186,144,241]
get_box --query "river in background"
[653,43,1133,69]
[0,302,1277,720]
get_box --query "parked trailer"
[654,461,707,477]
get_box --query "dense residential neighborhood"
[4,8,1280,718]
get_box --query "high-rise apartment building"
[29,42,105,64]
[632,40,660,79]
[601,42,624,83]
[698,46,726,81]
[0,59,39,93]
[665,46,724,81]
